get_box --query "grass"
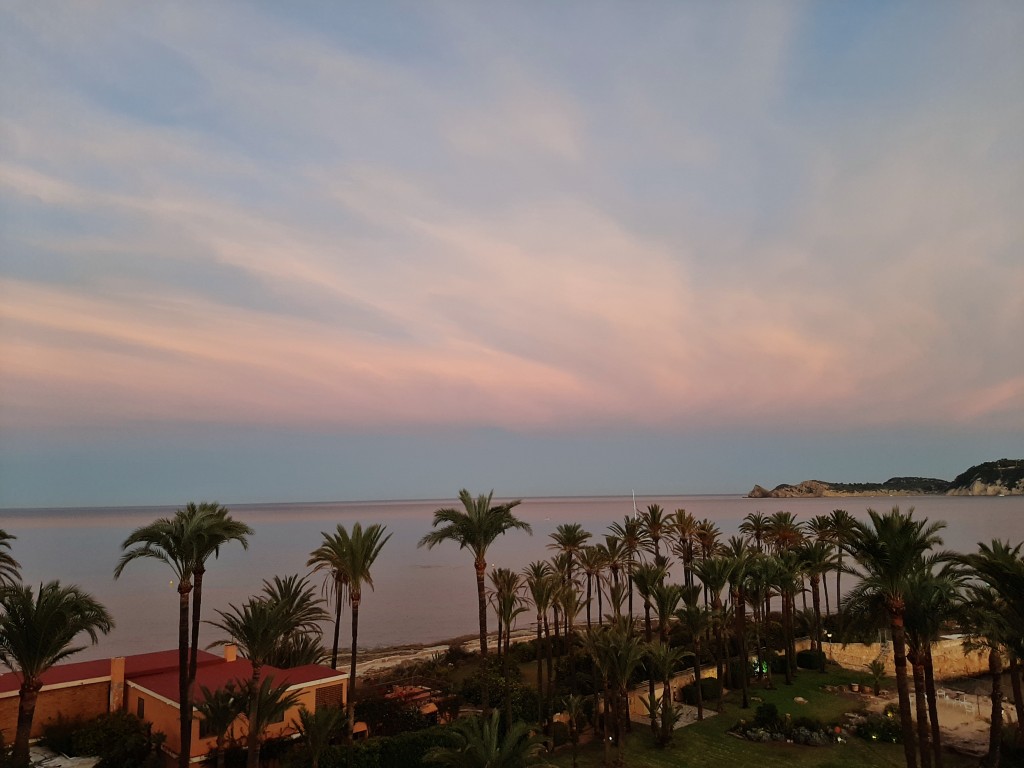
[545,665,978,768]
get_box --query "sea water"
[3,494,1022,661]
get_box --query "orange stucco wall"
[0,681,110,741]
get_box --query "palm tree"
[195,682,246,768]
[239,675,303,767]
[640,504,669,563]
[692,556,732,707]
[0,530,19,586]
[423,709,547,768]
[960,540,1024,761]
[830,509,856,610]
[583,616,646,763]
[307,527,351,669]
[766,511,804,554]
[326,523,390,749]
[490,566,527,724]
[0,581,113,766]
[294,705,343,768]
[739,512,770,555]
[419,490,530,659]
[669,509,698,590]
[725,542,752,707]
[577,546,604,630]
[772,550,804,685]
[548,523,591,575]
[843,507,946,768]
[259,574,329,669]
[674,599,711,721]
[115,503,251,768]
[523,561,555,726]
[208,597,289,768]
[800,540,839,666]
[608,516,648,620]
[805,515,836,614]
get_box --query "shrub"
[680,677,720,705]
[40,712,165,768]
[753,702,780,729]
[796,649,825,670]
[854,710,902,744]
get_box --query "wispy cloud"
[2,0,1022,447]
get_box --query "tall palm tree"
[739,512,770,555]
[583,616,646,763]
[423,709,547,768]
[115,503,251,767]
[843,507,945,768]
[307,527,351,669]
[195,682,246,768]
[959,540,1024,759]
[577,546,604,630]
[799,540,839,665]
[548,523,591,575]
[523,561,555,726]
[641,504,669,563]
[674,599,711,721]
[0,581,113,766]
[725,542,752,707]
[608,516,648,620]
[692,556,732,707]
[329,523,390,749]
[772,550,805,685]
[766,511,804,554]
[490,566,527,724]
[805,515,836,614]
[419,490,530,658]
[669,509,698,590]
[0,530,19,586]
[830,509,856,610]
[208,597,289,768]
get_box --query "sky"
[1,2,1022,508]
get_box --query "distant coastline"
[748,458,1024,499]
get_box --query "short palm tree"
[195,681,246,768]
[419,490,530,658]
[739,512,770,555]
[423,709,548,768]
[208,597,289,768]
[0,581,113,766]
[239,675,303,767]
[294,706,343,768]
[843,507,945,768]
[259,574,329,669]
[0,530,19,585]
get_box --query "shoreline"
[341,627,537,677]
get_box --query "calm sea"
[3,494,1023,661]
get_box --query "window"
[136,696,145,719]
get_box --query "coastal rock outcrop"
[747,459,1024,498]
[946,459,1024,496]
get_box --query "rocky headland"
[748,458,1024,498]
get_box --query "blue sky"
[1,2,1022,508]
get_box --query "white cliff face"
[946,479,1024,496]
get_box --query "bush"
[287,726,461,768]
[796,649,825,670]
[854,709,902,744]
[753,702,780,729]
[680,677,720,705]
[39,712,164,768]
[768,653,789,675]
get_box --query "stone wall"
[821,637,990,679]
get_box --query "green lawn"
[545,665,977,768]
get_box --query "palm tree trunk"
[190,565,205,685]
[823,574,831,617]
[331,582,343,669]
[692,640,704,721]
[781,593,793,685]
[1010,654,1024,743]
[811,576,824,672]
[475,557,490,714]
[535,613,544,725]
[601,677,611,767]
[348,597,360,752]
[586,574,593,630]
[737,588,750,707]
[983,647,1002,768]
[891,613,918,768]
[216,738,226,768]
[179,584,193,768]
[246,663,262,768]
[475,557,489,657]
[924,644,943,768]
[909,648,932,768]
[13,681,40,767]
